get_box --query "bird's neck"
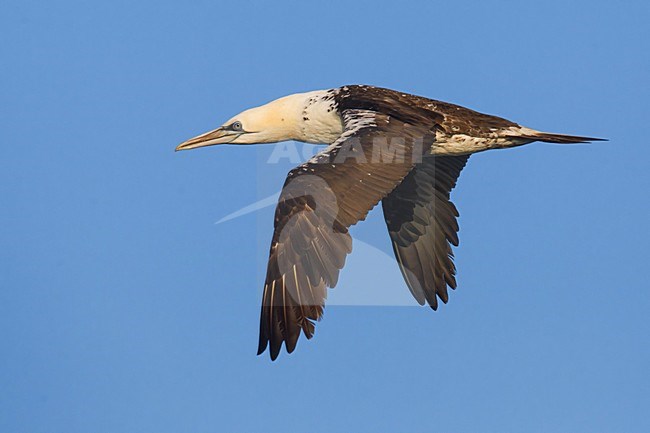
[273,90,344,144]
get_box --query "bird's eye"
[231,121,243,131]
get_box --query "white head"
[176,90,343,151]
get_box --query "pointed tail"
[512,130,607,144]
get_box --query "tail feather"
[511,131,607,144]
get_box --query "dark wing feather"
[258,109,436,359]
[381,155,469,309]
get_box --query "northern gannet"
[177,85,602,360]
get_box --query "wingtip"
[257,340,283,361]
[257,339,268,357]
[270,345,281,361]
[257,343,281,361]
[285,335,299,355]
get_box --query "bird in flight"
[177,85,602,360]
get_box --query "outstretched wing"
[381,155,469,310]
[258,109,436,359]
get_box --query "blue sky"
[1,1,649,432]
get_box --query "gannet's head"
[176,90,343,151]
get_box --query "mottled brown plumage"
[176,85,603,360]
[258,110,433,359]
[382,155,469,310]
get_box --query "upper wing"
[258,109,436,359]
[381,155,469,309]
